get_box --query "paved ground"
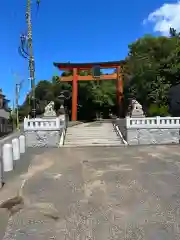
[1,145,180,239]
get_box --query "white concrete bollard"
[2,144,13,172]
[12,138,20,161]
[19,135,26,154]
[59,129,65,147]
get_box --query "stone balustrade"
[24,115,66,148]
[24,117,61,131]
[126,116,180,129]
[125,116,180,145]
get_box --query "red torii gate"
[53,61,125,121]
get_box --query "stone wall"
[25,129,62,147]
[127,128,180,145]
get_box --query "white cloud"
[143,1,180,35]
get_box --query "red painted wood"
[116,66,123,116]
[60,73,117,82]
[54,61,124,70]
[71,68,78,121]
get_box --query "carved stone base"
[25,130,62,148]
[127,128,180,145]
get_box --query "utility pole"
[12,100,16,130]
[12,72,24,130]
[15,78,24,131]
[15,83,20,130]
[26,0,36,118]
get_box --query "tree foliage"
[124,29,180,116]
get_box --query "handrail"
[63,114,69,145]
[112,121,128,145]
[114,124,128,145]
[126,116,180,129]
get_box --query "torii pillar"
[116,66,123,117]
[72,68,78,121]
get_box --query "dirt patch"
[0,196,24,216]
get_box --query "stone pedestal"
[24,102,64,148]
[127,128,180,145]
[24,117,63,148]
[25,128,62,148]
[125,116,180,145]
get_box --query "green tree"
[35,80,53,101]
[124,33,178,115]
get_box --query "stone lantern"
[58,93,65,115]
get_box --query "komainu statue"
[43,101,56,117]
[127,99,145,117]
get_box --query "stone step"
[67,129,116,133]
[64,122,124,147]
[66,139,120,142]
[65,138,120,141]
[67,130,116,134]
[65,140,121,144]
[67,127,115,130]
[66,135,118,138]
[66,137,120,141]
[64,143,123,147]
[66,131,117,134]
[66,136,120,140]
[66,134,119,137]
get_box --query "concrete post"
[59,129,65,147]
[12,138,20,161]
[19,135,26,154]
[2,144,13,172]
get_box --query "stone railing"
[24,116,66,147]
[126,116,180,129]
[126,116,180,145]
[24,117,61,131]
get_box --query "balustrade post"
[126,116,131,128]
[156,116,160,126]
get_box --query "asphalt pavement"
[1,145,180,239]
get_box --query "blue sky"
[0,0,178,106]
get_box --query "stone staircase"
[64,121,124,147]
